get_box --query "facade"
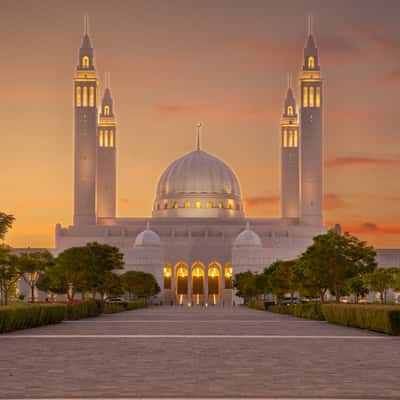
[53,23,399,305]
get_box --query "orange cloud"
[244,195,280,208]
[340,222,400,236]
[325,157,400,169]
[323,193,350,211]
[156,104,198,117]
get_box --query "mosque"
[54,22,399,305]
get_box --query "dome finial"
[246,220,250,230]
[146,221,150,230]
[196,122,202,150]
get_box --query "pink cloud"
[323,193,350,211]
[325,157,400,169]
[244,195,280,208]
[340,222,400,236]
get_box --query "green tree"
[234,271,257,303]
[0,212,15,241]
[121,271,160,300]
[298,230,376,303]
[346,276,369,304]
[18,251,55,302]
[0,245,21,305]
[364,267,395,303]
[97,271,124,300]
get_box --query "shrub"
[103,302,128,314]
[64,300,101,320]
[247,299,266,310]
[0,304,65,333]
[291,303,324,320]
[322,304,400,335]
[126,300,147,310]
[264,301,275,310]
[268,304,293,315]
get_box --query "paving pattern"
[0,305,399,399]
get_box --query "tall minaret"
[97,74,117,219]
[73,18,98,225]
[299,18,323,227]
[281,76,300,219]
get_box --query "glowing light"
[82,86,88,107]
[287,106,294,116]
[218,202,223,209]
[207,201,213,208]
[76,86,81,107]
[303,86,308,107]
[104,105,110,116]
[184,201,190,208]
[195,201,201,209]
[82,56,89,68]
[99,130,104,147]
[173,201,179,209]
[109,131,114,147]
[89,86,95,107]
[308,56,315,69]
[316,86,321,107]
[309,86,315,107]
[283,129,288,147]
[104,130,109,147]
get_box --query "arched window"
[309,86,315,107]
[308,56,315,69]
[104,105,110,116]
[224,264,233,289]
[293,130,298,147]
[218,201,223,209]
[104,130,109,147]
[89,87,95,107]
[287,106,293,116]
[76,86,81,107]
[283,129,288,147]
[82,87,88,107]
[227,200,233,209]
[288,131,293,147]
[173,201,179,209]
[163,264,172,290]
[316,87,321,107]
[164,202,168,209]
[82,56,89,68]
[184,201,190,209]
[303,86,308,107]
[207,201,213,209]
[195,201,202,209]
[99,130,104,147]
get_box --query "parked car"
[104,296,125,303]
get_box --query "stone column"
[187,267,192,305]
[204,268,208,305]
[171,267,176,305]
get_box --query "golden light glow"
[308,56,315,69]
[109,130,114,147]
[287,106,293,116]
[316,86,321,107]
[76,86,81,107]
[218,201,223,209]
[309,86,315,107]
[89,86,95,107]
[177,266,188,277]
[227,200,233,209]
[192,266,204,277]
[82,86,88,107]
[195,201,201,208]
[207,201,213,208]
[82,56,89,68]
[104,105,110,116]
[99,130,104,147]
[208,266,219,277]
[184,201,190,208]
[288,131,293,147]
[283,129,288,147]
[104,130,109,147]
[173,201,179,208]
[294,130,298,147]
[303,86,308,107]
[164,266,171,278]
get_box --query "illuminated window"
[283,129,288,147]
[288,131,293,147]
[163,265,172,289]
[309,86,315,107]
[207,201,213,209]
[308,56,315,69]
[76,86,81,107]
[89,87,95,107]
[82,56,89,68]
[82,87,88,107]
[195,201,202,209]
[164,202,168,209]
[303,86,308,107]
[218,202,223,209]
[293,130,298,147]
[316,87,321,107]
[109,131,114,147]
[224,265,233,289]
[99,130,104,147]
[287,106,293,116]
[104,105,110,116]
[227,200,233,209]
[104,130,109,147]
[173,201,179,209]
[184,201,190,208]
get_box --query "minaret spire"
[196,122,202,151]
[308,14,313,36]
[84,14,89,35]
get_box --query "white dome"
[134,224,161,248]
[157,150,241,197]
[234,223,262,247]
[153,149,244,218]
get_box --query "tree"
[18,250,55,302]
[0,245,21,305]
[346,276,369,304]
[121,271,160,300]
[234,271,258,303]
[0,212,15,241]
[96,271,124,300]
[364,268,395,303]
[298,230,377,303]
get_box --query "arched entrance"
[191,262,205,305]
[175,262,189,305]
[208,262,221,305]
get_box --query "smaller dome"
[134,222,161,248]
[234,222,262,248]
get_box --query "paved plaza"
[0,306,399,399]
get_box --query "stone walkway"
[0,305,399,399]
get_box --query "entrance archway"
[192,262,205,305]
[208,262,221,305]
[224,263,233,289]
[175,262,188,304]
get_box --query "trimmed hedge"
[247,299,266,310]
[0,304,65,333]
[103,300,147,314]
[268,303,324,320]
[64,300,101,320]
[322,304,400,335]
[126,300,147,310]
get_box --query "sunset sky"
[1,0,400,249]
